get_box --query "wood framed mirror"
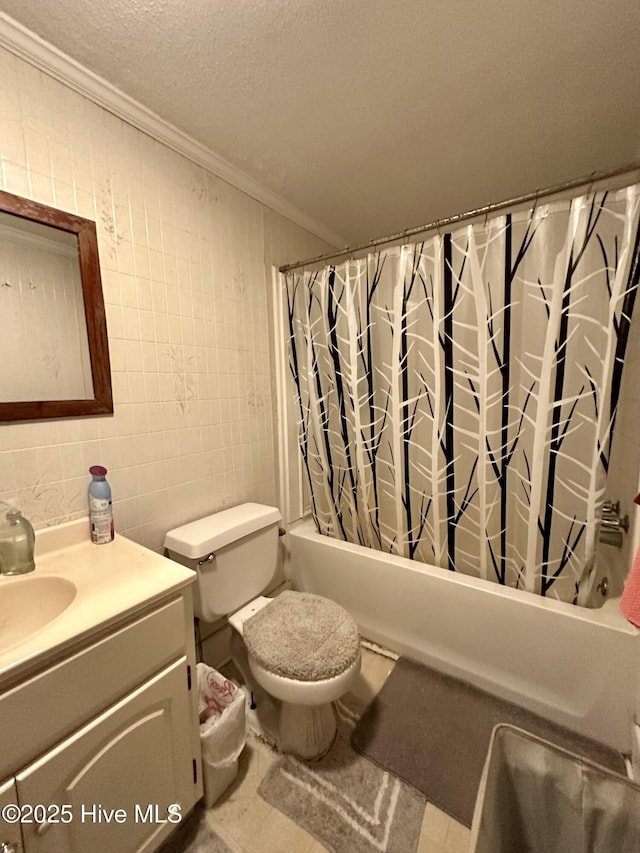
[0,189,113,421]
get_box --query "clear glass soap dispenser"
[0,507,36,575]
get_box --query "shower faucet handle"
[601,515,630,532]
[599,498,629,545]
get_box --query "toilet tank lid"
[164,503,282,558]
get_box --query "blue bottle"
[89,465,114,544]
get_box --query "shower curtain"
[283,183,640,604]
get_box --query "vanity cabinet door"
[16,657,197,853]
[0,777,23,853]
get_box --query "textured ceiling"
[1,0,639,245]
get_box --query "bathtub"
[287,517,640,754]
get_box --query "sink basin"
[0,575,77,651]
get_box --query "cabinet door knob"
[1,842,17,853]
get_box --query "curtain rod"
[279,161,640,273]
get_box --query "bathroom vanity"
[0,520,202,853]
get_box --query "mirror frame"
[0,189,113,421]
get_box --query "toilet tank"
[164,503,282,622]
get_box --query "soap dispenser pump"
[0,506,36,575]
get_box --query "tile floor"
[201,646,471,853]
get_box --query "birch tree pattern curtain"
[284,184,640,605]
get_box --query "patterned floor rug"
[158,804,233,853]
[258,700,426,853]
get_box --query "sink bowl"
[0,575,77,651]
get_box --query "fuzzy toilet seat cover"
[243,590,360,682]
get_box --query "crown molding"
[0,12,345,249]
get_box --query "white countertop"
[0,518,195,686]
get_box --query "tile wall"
[0,46,333,551]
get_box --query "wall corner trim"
[0,12,344,249]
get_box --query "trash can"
[197,663,247,807]
[470,724,640,853]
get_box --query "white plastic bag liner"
[470,725,640,853]
[197,663,246,768]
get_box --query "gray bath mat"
[259,699,426,853]
[351,657,627,828]
[158,805,232,853]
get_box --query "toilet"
[164,502,361,759]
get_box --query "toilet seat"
[249,652,361,705]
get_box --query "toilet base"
[279,701,337,760]
[243,689,337,760]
